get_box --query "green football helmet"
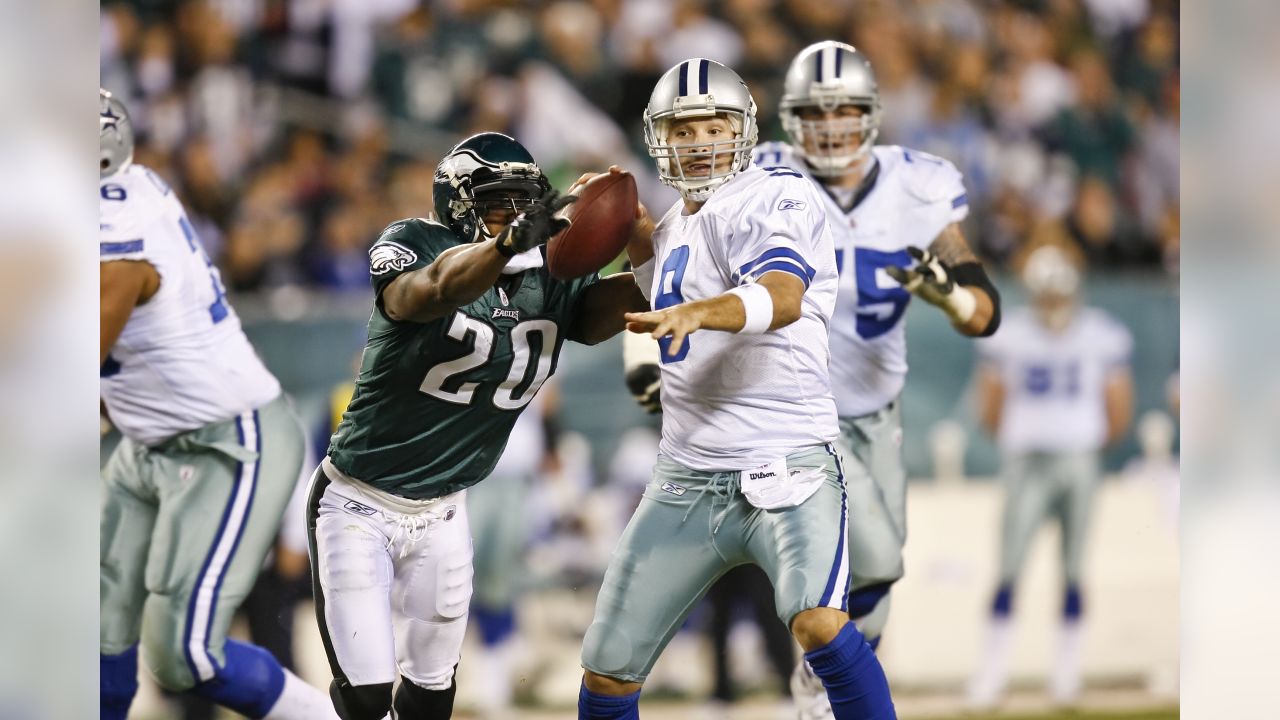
[433,132,550,242]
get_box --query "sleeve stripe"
[752,261,812,288]
[101,239,144,255]
[737,247,816,282]
[951,193,968,208]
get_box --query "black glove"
[884,246,978,323]
[496,188,576,256]
[625,362,662,414]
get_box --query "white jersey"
[645,165,839,471]
[100,165,280,446]
[752,142,969,416]
[978,307,1133,453]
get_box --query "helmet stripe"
[835,47,844,78]
[813,49,823,82]
[698,59,709,94]
[678,60,689,96]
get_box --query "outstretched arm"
[381,240,511,323]
[888,223,1001,337]
[927,224,997,336]
[624,271,805,359]
[382,192,575,323]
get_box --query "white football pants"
[308,465,473,690]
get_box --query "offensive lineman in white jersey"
[98,90,337,720]
[749,42,1002,719]
[578,59,896,720]
[968,243,1133,708]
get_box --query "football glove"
[496,188,576,257]
[885,246,977,323]
[623,330,662,414]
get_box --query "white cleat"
[789,661,835,720]
[966,616,1013,711]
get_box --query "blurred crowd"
[100,0,1179,292]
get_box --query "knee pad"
[188,639,285,719]
[394,672,456,719]
[330,679,393,720]
[101,646,140,720]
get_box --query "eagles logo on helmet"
[433,133,550,243]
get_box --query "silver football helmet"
[1022,244,1081,298]
[1023,244,1081,331]
[100,89,134,178]
[780,41,881,176]
[643,58,758,202]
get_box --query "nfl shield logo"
[444,505,457,521]
[498,287,510,306]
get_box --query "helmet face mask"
[780,41,882,177]
[644,59,758,202]
[433,133,549,242]
[100,89,134,178]
[781,101,880,176]
[1022,244,1082,331]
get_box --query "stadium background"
[100,0,1178,717]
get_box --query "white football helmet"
[780,41,881,176]
[643,58,758,202]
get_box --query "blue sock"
[992,583,1014,618]
[804,623,896,720]
[189,639,286,719]
[1064,584,1083,621]
[578,682,640,720]
[473,603,517,647]
[101,646,139,720]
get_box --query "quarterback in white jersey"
[578,60,896,720]
[746,41,1002,720]
[98,90,334,720]
[968,243,1133,708]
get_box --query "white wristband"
[944,284,977,323]
[728,283,774,334]
[631,258,655,302]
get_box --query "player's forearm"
[1103,373,1135,446]
[385,241,508,322]
[952,286,995,336]
[569,273,650,345]
[698,282,801,333]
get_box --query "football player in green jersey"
[306,132,648,720]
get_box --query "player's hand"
[885,246,975,322]
[497,187,577,255]
[625,305,704,358]
[623,330,662,413]
[885,246,953,299]
[568,164,624,194]
[625,362,662,413]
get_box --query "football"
[547,170,637,280]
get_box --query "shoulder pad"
[369,217,460,275]
[890,147,967,207]
[751,141,802,171]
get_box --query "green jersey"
[328,218,596,499]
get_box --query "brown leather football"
[547,170,637,280]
